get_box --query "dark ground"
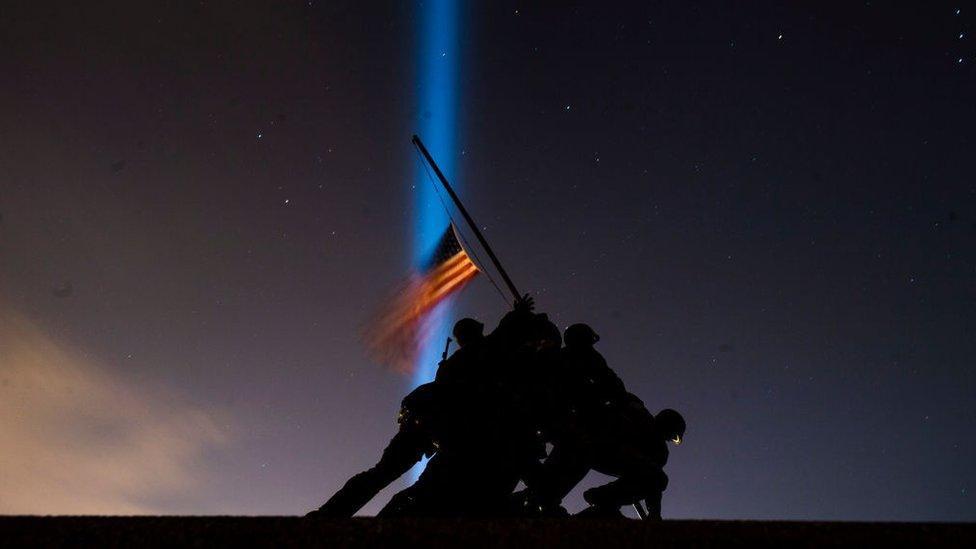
[2,517,974,548]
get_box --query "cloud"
[0,308,233,514]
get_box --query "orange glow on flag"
[364,226,479,373]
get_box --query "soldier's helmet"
[563,323,600,347]
[452,318,485,347]
[534,314,563,349]
[655,409,687,445]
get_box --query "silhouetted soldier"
[577,404,685,519]
[434,317,488,385]
[518,324,685,518]
[314,296,561,517]
[527,394,686,520]
[377,376,540,517]
[558,324,627,416]
[435,296,537,389]
[534,323,627,461]
[306,383,440,517]
[382,300,553,517]
[435,298,554,452]
[435,314,535,455]
[487,293,539,353]
[515,313,563,435]
[309,376,533,517]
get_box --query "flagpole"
[412,134,522,303]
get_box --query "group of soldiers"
[308,295,686,519]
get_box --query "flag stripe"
[362,224,481,373]
[428,253,476,292]
[427,262,477,302]
[373,258,477,335]
[375,254,475,323]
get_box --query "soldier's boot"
[509,489,569,517]
[583,471,666,520]
[582,477,644,507]
[643,493,663,521]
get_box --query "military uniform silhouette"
[578,404,685,519]
[557,324,627,420]
[313,304,541,518]
[487,294,540,353]
[520,324,684,518]
[312,299,683,518]
[307,383,439,517]
[434,318,491,385]
[532,323,625,452]
[383,302,553,517]
[377,376,540,517]
[435,301,554,449]
[529,393,685,519]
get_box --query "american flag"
[364,224,479,373]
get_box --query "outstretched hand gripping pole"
[412,135,522,304]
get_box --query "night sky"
[1,1,974,521]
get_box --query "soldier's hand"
[514,293,535,313]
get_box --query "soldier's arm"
[488,294,536,342]
[433,359,450,382]
[595,356,628,401]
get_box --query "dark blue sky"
[0,1,973,520]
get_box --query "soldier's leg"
[642,477,666,521]
[523,442,592,510]
[476,453,531,516]
[376,484,421,517]
[313,430,428,517]
[385,453,523,517]
[583,470,667,515]
[377,453,459,517]
[583,445,668,519]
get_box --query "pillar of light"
[412,0,459,389]
[406,0,459,483]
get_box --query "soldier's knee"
[633,469,667,494]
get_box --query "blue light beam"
[412,0,460,388]
[407,0,460,484]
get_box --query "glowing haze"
[0,306,233,514]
